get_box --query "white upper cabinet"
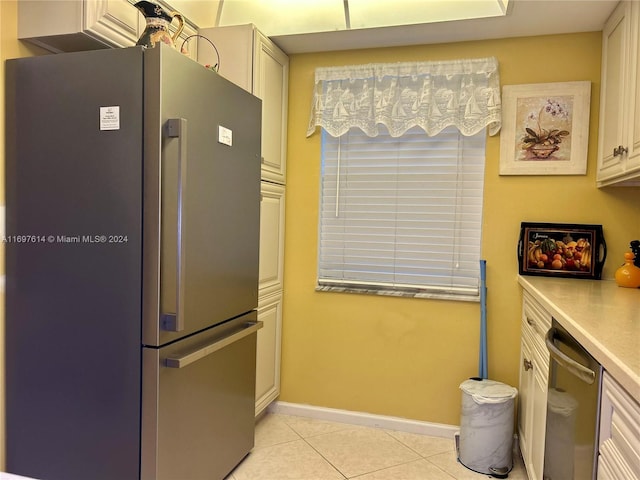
[597,0,640,186]
[18,0,198,58]
[19,0,141,52]
[254,30,289,185]
[198,24,289,184]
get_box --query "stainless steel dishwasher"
[544,319,602,480]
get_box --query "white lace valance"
[307,57,501,138]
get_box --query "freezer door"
[142,45,262,346]
[141,311,261,480]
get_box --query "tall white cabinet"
[597,0,640,186]
[198,24,289,415]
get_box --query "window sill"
[315,285,480,303]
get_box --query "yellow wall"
[281,32,640,425]
[1,0,49,468]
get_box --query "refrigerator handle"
[165,321,263,368]
[163,118,188,332]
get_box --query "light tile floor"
[225,413,529,480]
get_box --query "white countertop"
[518,276,640,398]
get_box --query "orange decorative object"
[615,252,640,288]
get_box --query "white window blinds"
[318,125,486,298]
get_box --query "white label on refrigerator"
[100,106,120,131]
[218,125,233,146]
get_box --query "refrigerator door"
[141,311,262,480]
[5,48,144,480]
[142,45,262,347]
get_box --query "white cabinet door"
[259,182,286,297]
[197,25,289,184]
[197,25,255,92]
[597,372,640,480]
[519,328,549,480]
[84,0,140,46]
[255,292,283,416]
[628,3,640,174]
[254,31,289,184]
[530,342,549,480]
[19,0,140,52]
[519,292,552,480]
[597,1,640,186]
[598,1,629,181]
[518,333,534,472]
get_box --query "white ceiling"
[173,0,620,54]
[216,0,511,37]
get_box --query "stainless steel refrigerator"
[5,45,262,480]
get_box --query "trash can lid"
[459,378,518,404]
[547,388,578,416]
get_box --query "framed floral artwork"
[499,81,591,175]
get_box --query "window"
[318,125,486,300]
[307,58,501,300]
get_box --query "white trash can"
[457,378,518,477]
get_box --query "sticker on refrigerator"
[100,106,120,131]
[218,125,232,146]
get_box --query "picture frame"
[499,81,591,175]
[517,222,607,280]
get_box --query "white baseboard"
[267,401,459,439]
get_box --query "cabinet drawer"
[522,324,549,381]
[523,291,552,348]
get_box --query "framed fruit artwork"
[517,222,607,279]
[499,81,591,175]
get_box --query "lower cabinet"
[255,292,283,416]
[598,371,640,479]
[518,292,551,480]
[255,182,285,415]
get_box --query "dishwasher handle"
[165,321,263,369]
[545,327,596,385]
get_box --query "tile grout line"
[296,425,438,479]
[247,413,510,480]
[300,435,348,479]
[377,430,459,480]
[285,416,459,479]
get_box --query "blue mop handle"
[479,259,488,379]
